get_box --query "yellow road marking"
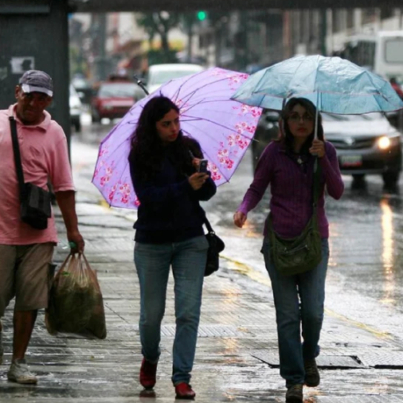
[221,254,392,340]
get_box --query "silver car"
[252,111,402,188]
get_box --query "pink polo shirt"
[0,104,75,245]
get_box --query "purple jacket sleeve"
[237,143,274,215]
[319,142,344,200]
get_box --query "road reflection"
[380,197,396,306]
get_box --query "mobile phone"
[198,159,208,173]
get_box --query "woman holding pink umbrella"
[129,96,216,399]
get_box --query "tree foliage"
[136,12,181,63]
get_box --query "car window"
[149,69,203,86]
[70,84,79,96]
[98,83,137,98]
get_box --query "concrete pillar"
[0,0,71,148]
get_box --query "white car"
[69,84,82,132]
[146,63,205,94]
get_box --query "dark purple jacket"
[238,141,344,238]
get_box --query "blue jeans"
[261,237,329,387]
[134,236,208,385]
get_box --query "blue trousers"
[261,237,329,386]
[134,236,208,385]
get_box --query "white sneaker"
[7,359,37,384]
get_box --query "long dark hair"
[129,96,201,181]
[277,97,324,154]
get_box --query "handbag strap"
[268,156,322,232]
[9,116,26,201]
[203,215,214,234]
[312,157,322,217]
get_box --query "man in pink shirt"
[0,70,84,384]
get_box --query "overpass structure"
[0,0,401,144]
[72,0,403,11]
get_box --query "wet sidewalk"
[1,140,403,402]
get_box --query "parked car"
[69,84,82,132]
[146,63,205,93]
[91,81,143,122]
[71,75,92,105]
[252,110,402,188]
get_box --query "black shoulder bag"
[267,158,322,276]
[203,214,225,276]
[9,116,51,230]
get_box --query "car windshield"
[98,83,137,98]
[149,69,202,85]
[322,112,384,121]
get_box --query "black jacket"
[130,145,216,243]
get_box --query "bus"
[341,31,403,82]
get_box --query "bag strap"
[312,157,322,217]
[198,206,214,233]
[203,214,214,234]
[267,156,322,233]
[9,116,26,201]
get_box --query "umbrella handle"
[314,92,319,140]
[133,75,149,96]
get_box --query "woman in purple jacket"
[234,98,344,403]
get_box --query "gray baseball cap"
[19,70,53,97]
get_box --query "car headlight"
[377,135,401,150]
[378,136,391,149]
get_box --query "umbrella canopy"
[231,55,403,114]
[92,67,262,209]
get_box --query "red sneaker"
[175,382,196,399]
[139,358,157,389]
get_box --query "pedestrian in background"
[389,77,403,100]
[0,70,84,384]
[234,98,344,403]
[129,96,216,399]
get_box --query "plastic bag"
[46,253,107,339]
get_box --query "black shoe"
[304,358,320,387]
[286,384,303,403]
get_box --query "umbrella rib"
[312,55,322,96]
[181,128,232,184]
[180,113,255,140]
[177,84,242,107]
[282,57,310,99]
[171,75,241,106]
[364,69,393,104]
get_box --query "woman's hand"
[233,211,247,228]
[188,172,209,190]
[191,158,201,170]
[309,139,325,158]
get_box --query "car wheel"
[91,108,100,123]
[382,171,400,188]
[352,174,365,182]
[74,119,81,132]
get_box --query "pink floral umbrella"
[92,67,262,208]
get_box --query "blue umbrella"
[231,55,403,115]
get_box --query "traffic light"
[197,11,207,21]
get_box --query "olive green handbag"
[267,159,322,276]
